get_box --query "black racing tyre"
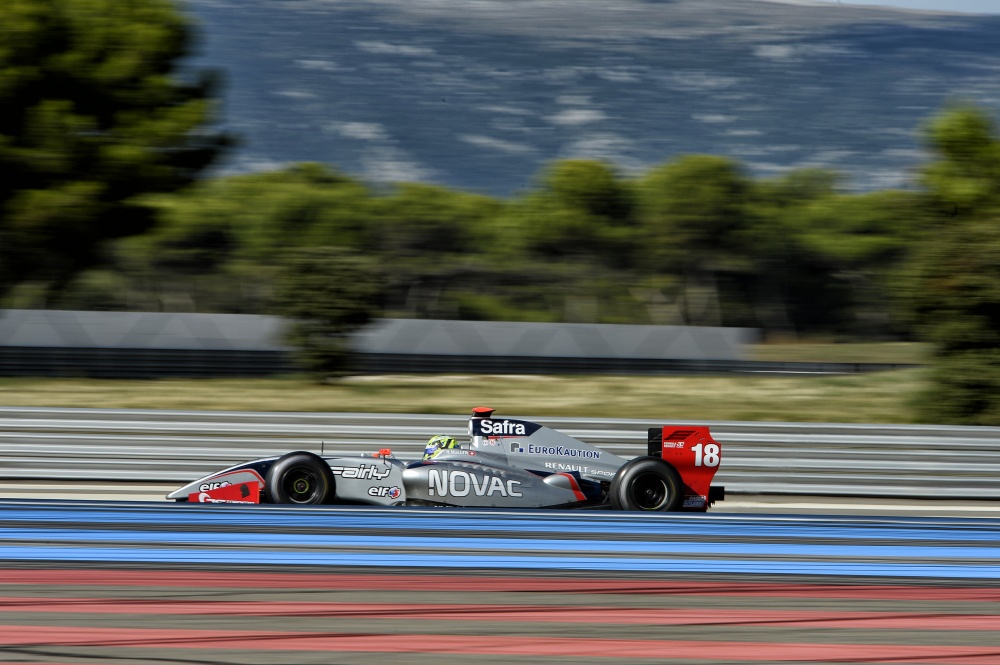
[609,456,684,512]
[265,452,336,505]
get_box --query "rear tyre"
[610,456,684,512]
[265,452,335,505]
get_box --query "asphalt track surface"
[2,497,1000,664]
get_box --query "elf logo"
[368,486,402,499]
[199,481,231,492]
[428,470,522,497]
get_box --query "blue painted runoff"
[2,500,1000,579]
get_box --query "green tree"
[0,0,229,301]
[906,221,1000,424]
[638,155,751,326]
[521,159,636,267]
[904,105,1000,423]
[115,164,372,312]
[373,183,504,319]
[274,247,387,379]
[487,160,643,323]
[789,190,924,337]
[742,169,842,336]
[921,105,1000,219]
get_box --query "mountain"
[183,0,1000,196]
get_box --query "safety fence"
[2,407,998,499]
[0,346,915,378]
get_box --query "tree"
[105,164,373,312]
[905,221,1000,424]
[523,159,636,266]
[0,0,229,301]
[789,190,924,337]
[638,155,751,326]
[903,105,1000,423]
[484,160,643,323]
[921,105,1000,219]
[274,247,387,379]
[373,183,504,319]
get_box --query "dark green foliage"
[103,164,373,313]
[907,222,1000,354]
[375,183,499,257]
[903,106,1000,424]
[639,155,749,265]
[529,159,636,266]
[922,105,1000,219]
[913,351,1000,426]
[635,156,761,327]
[55,150,931,335]
[0,0,229,300]
[789,190,927,337]
[273,247,387,379]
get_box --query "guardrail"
[0,346,919,377]
[1,407,998,499]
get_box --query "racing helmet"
[423,434,459,460]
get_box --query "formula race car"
[168,407,724,512]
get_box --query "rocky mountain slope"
[186,0,1000,194]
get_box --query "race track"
[2,499,999,664]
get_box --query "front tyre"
[266,452,335,505]
[610,457,684,512]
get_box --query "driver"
[423,434,460,460]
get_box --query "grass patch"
[750,341,930,364]
[0,369,927,423]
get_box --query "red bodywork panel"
[650,426,722,511]
[188,482,261,504]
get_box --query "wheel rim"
[282,466,321,503]
[628,472,670,510]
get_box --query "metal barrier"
[0,346,917,377]
[0,347,294,378]
[1,406,998,499]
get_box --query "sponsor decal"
[193,469,265,495]
[189,482,260,504]
[543,462,614,477]
[196,493,257,504]
[479,419,526,435]
[472,419,540,437]
[368,486,402,499]
[329,464,391,480]
[662,442,683,449]
[512,443,601,460]
[427,470,523,498]
[683,495,707,508]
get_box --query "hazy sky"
[814,0,1000,13]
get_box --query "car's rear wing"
[648,426,725,510]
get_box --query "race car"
[168,407,724,511]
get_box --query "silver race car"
[169,407,724,512]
